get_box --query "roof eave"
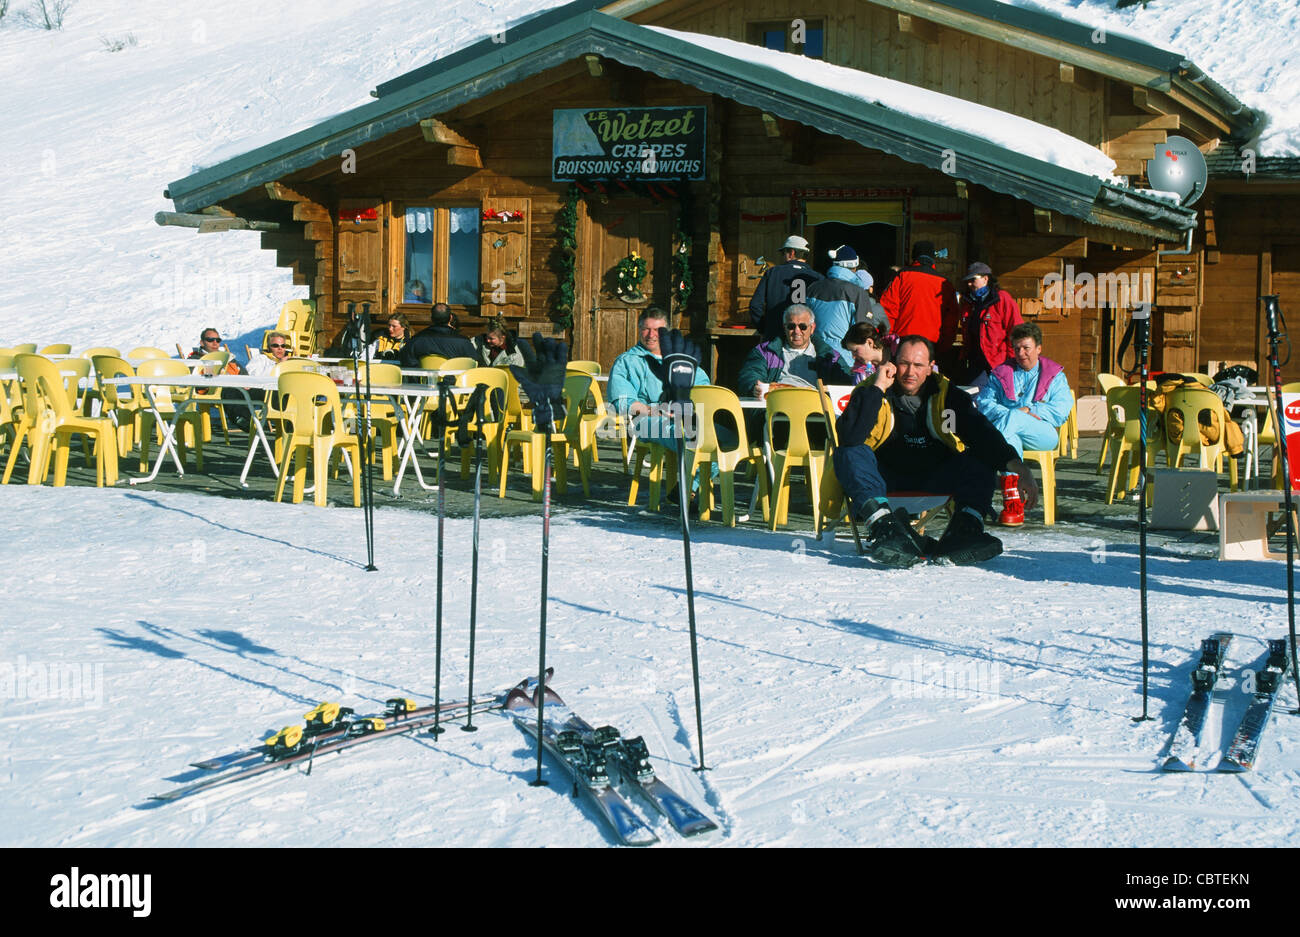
[168,13,1178,240]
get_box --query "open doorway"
[803,199,905,295]
[811,221,898,288]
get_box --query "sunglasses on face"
[268,343,288,349]
[786,323,810,332]
[202,336,220,342]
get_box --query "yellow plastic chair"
[128,346,170,361]
[135,358,204,472]
[441,356,476,372]
[570,368,610,468]
[1095,374,1125,473]
[447,367,509,480]
[273,371,362,507]
[81,346,121,360]
[342,362,401,481]
[626,436,675,511]
[11,343,37,355]
[765,387,829,531]
[1163,385,1239,490]
[13,354,118,487]
[419,355,447,370]
[1024,421,1068,525]
[1104,386,1159,504]
[567,360,601,377]
[1063,400,1078,459]
[39,343,72,355]
[686,385,768,526]
[55,357,92,412]
[191,350,234,443]
[91,356,140,457]
[1,352,46,484]
[1188,373,1213,387]
[275,299,318,356]
[499,373,591,501]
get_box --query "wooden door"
[576,200,673,372]
[735,197,791,316]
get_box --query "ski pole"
[429,375,456,739]
[1120,303,1154,723]
[532,441,553,787]
[463,386,489,733]
[677,427,708,771]
[359,302,377,572]
[1262,295,1300,711]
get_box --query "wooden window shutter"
[736,198,791,309]
[337,198,384,310]
[480,197,530,317]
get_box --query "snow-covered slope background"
[0,0,1296,353]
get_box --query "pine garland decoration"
[671,186,694,314]
[549,184,580,329]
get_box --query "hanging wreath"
[614,251,649,303]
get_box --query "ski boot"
[932,508,1003,566]
[997,473,1024,526]
[863,500,929,569]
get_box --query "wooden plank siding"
[631,0,1105,144]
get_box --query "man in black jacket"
[748,235,823,341]
[832,336,1039,567]
[399,303,476,366]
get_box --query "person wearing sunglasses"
[738,304,850,403]
[246,331,293,377]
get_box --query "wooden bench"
[1219,491,1299,561]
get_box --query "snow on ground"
[1,484,1295,847]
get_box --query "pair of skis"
[506,686,717,846]
[1162,633,1292,772]
[149,671,549,802]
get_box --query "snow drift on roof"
[648,25,1118,180]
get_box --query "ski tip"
[1161,758,1193,772]
[504,687,535,711]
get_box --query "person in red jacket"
[878,240,958,359]
[954,261,1024,386]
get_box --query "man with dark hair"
[832,335,1039,566]
[748,235,824,341]
[878,240,958,352]
[399,302,476,366]
[975,321,1072,525]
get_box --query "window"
[748,19,824,58]
[401,205,481,307]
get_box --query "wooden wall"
[1201,190,1300,375]
[634,0,1106,145]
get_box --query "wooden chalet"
[161,0,1292,392]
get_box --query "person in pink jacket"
[954,262,1023,386]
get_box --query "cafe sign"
[552,106,706,181]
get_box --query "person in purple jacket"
[974,322,1073,526]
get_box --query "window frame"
[746,18,826,58]
[390,201,483,316]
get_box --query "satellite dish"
[1146,135,1208,207]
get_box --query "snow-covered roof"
[648,26,1118,180]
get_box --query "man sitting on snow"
[974,322,1073,526]
[832,335,1039,567]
